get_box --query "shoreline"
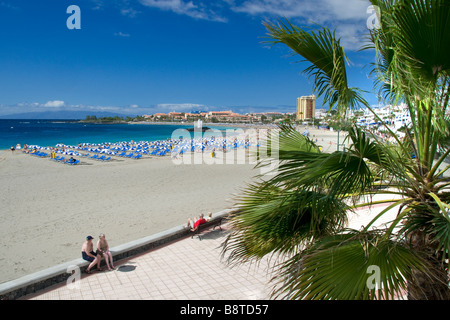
[0,121,274,151]
[1,123,342,151]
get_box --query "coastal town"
[84,94,413,136]
[142,96,412,131]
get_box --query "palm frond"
[390,0,450,85]
[422,193,450,260]
[222,184,349,265]
[272,231,428,300]
[263,19,368,116]
[368,0,450,103]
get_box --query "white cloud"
[0,1,19,10]
[230,0,372,50]
[44,100,65,108]
[155,103,208,112]
[139,0,195,12]
[230,0,369,21]
[0,101,204,117]
[121,7,141,18]
[90,0,104,11]
[114,32,131,37]
[135,0,372,49]
[118,0,372,47]
[138,0,227,22]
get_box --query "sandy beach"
[0,126,345,284]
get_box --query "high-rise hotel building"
[296,95,316,121]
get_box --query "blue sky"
[0,0,378,118]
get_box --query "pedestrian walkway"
[20,201,404,301]
[22,224,276,300]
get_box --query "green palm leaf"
[222,184,349,263]
[263,19,368,115]
[272,231,428,300]
[369,0,450,101]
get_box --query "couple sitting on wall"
[81,234,115,274]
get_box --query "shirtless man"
[81,236,101,273]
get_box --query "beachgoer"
[10,146,15,153]
[97,233,115,271]
[81,235,101,273]
[186,213,212,231]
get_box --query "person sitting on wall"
[185,213,212,232]
[81,236,102,273]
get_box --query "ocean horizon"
[0,119,236,150]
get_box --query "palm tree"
[221,0,450,300]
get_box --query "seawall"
[0,209,235,300]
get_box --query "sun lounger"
[66,159,79,165]
[32,151,46,157]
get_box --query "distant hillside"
[0,110,130,120]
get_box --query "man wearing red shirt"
[186,213,210,231]
[193,217,207,229]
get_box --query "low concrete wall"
[0,209,236,300]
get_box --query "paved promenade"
[22,224,275,300]
[18,201,404,302]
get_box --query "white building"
[355,103,410,132]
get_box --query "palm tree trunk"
[407,230,450,300]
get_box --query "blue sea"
[0,119,234,150]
